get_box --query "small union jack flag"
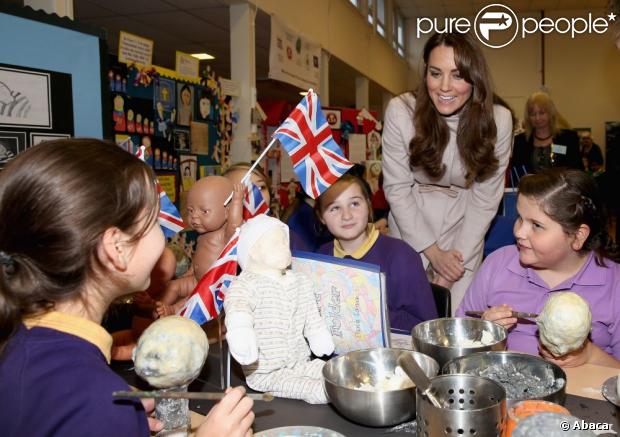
[178,229,240,324]
[242,181,269,220]
[157,182,185,238]
[273,90,353,199]
[134,146,185,238]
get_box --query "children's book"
[291,251,390,355]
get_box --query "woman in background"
[511,91,582,173]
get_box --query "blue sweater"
[0,324,150,437]
[318,234,438,331]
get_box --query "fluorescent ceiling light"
[299,91,308,96]
[191,53,215,60]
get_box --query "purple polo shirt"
[456,245,620,358]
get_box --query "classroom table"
[112,342,619,436]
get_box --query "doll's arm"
[224,279,258,365]
[153,275,196,318]
[299,275,334,357]
[225,183,244,238]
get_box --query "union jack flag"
[273,90,353,199]
[157,182,185,238]
[242,181,269,220]
[135,146,185,238]
[178,229,240,324]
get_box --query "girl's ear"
[97,227,128,271]
[571,224,591,251]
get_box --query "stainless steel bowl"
[443,351,566,409]
[322,348,439,427]
[411,317,507,368]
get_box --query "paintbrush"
[113,390,274,401]
[465,310,538,319]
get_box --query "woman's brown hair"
[0,139,159,352]
[408,32,498,186]
[518,168,612,265]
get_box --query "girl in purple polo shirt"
[315,174,438,331]
[458,168,620,369]
[0,139,254,436]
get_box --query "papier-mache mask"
[237,215,290,271]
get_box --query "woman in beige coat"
[382,32,513,312]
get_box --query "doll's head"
[186,176,233,234]
[237,215,290,271]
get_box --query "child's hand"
[232,183,244,201]
[482,304,517,330]
[140,398,164,434]
[539,341,591,368]
[196,386,255,437]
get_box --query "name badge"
[552,144,567,155]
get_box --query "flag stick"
[223,136,278,206]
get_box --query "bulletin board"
[0,4,109,141]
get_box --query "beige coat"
[382,93,513,311]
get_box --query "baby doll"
[155,176,243,318]
[224,215,335,404]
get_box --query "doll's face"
[249,226,291,271]
[113,95,124,111]
[127,109,134,121]
[185,176,231,234]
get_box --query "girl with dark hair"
[457,169,620,368]
[0,139,254,436]
[315,173,437,331]
[382,32,513,311]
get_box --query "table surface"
[112,343,619,436]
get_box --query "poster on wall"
[0,63,74,153]
[268,15,321,90]
[0,130,25,168]
[0,66,51,128]
[176,82,194,127]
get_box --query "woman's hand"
[196,386,255,437]
[424,244,465,283]
[482,304,517,330]
[432,274,453,290]
[140,398,164,434]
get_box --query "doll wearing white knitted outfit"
[224,215,334,404]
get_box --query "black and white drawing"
[0,131,26,166]
[30,132,71,146]
[0,67,52,129]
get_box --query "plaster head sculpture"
[237,214,291,273]
[133,315,209,388]
[186,176,234,234]
[536,291,592,357]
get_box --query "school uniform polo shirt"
[0,311,149,437]
[457,245,620,358]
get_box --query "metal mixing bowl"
[411,317,507,368]
[322,348,439,427]
[443,351,566,409]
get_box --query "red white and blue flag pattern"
[273,90,353,199]
[157,183,185,239]
[134,145,184,239]
[242,181,269,220]
[178,229,240,324]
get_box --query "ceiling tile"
[73,0,116,19]
[186,7,229,29]
[132,10,227,43]
[87,0,176,15]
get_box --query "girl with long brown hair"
[382,32,513,311]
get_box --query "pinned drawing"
[0,67,52,129]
